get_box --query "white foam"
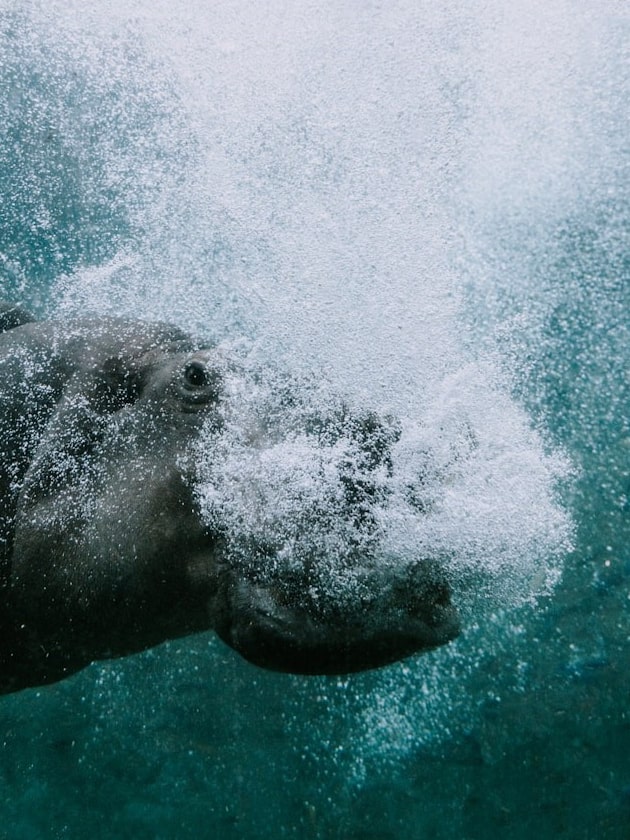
[31,0,576,610]
[16,0,612,762]
[194,357,572,611]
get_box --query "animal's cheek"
[184,544,222,589]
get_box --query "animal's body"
[0,302,458,694]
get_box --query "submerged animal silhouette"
[0,302,459,694]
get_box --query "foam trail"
[193,357,572,621]
[39,1,574,606]
[6,0,596,761]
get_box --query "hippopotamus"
[0,301,459,694]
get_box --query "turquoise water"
[1,2,628,838]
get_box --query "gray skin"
[0,302,459,694]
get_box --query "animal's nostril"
[434,581,452,607]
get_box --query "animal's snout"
[196,374,459,677]
[303,407,401,530]
[309,406,400,469]
[392,560,454,616]
[214,556,459,676]
[348,410,401,472]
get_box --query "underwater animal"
[0,302,459,694]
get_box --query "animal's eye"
[183,360,210,388]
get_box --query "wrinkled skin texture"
[0,303,459,694]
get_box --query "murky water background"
[0,1,628,837]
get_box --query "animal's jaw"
[210,568,460,676]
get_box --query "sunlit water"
[0,1,627,838]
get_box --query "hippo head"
[191,360,460,675]
[6,321,459,687]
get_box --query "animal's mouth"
[192,372,464,675]
[211,562,460,675]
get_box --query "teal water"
[0,2,628,838]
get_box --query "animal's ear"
[89,356,145,413]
